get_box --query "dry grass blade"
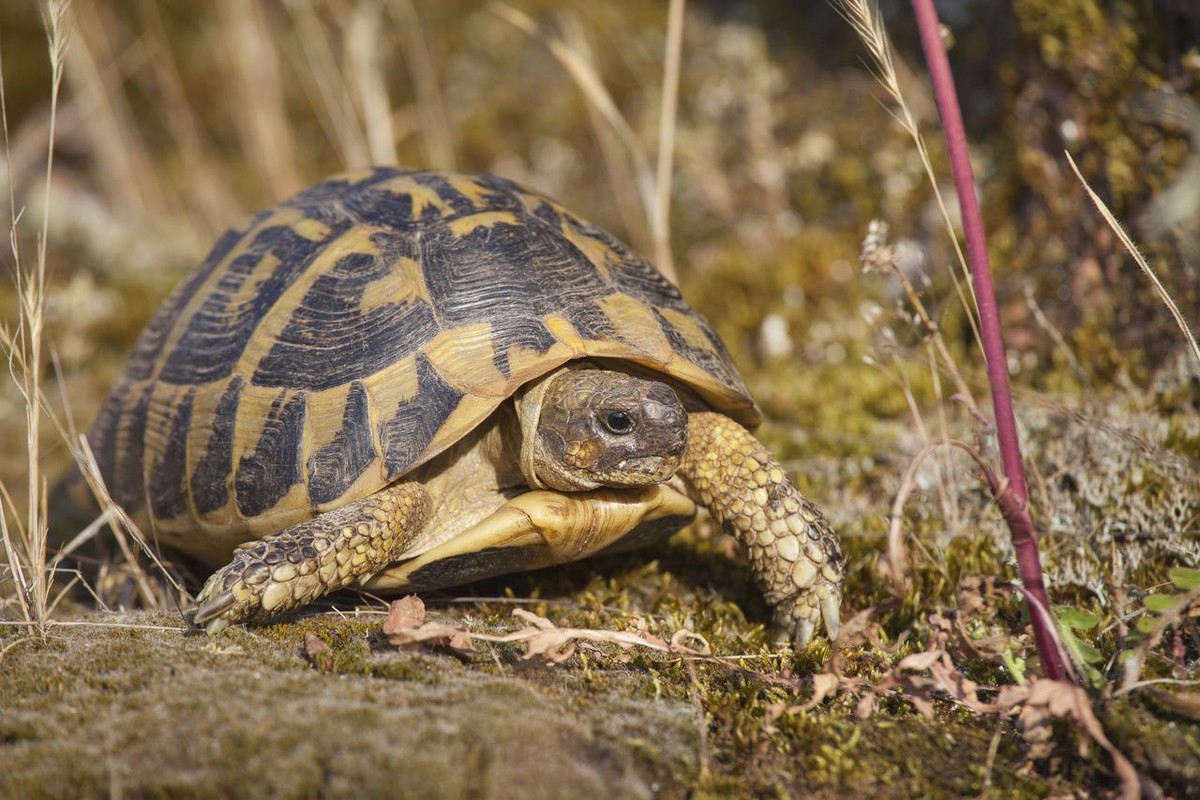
[836,0,983,352]
[1024,285,1089,385]
[878,438,988,594]
[1066,151,1200,369]
[283,0,370,169]
[64,2,169,217]
[859,220,983,419]
[558,15,651,256]
[650,0,684,283]
[490,4,656,235]
[73,436,188,606]
[389,0,455,170]
[217,0,301,197]
[0,619,186,633]
[138,0,239,232]
[0,0,72,631]
[346,1,397,167]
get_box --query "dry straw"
[1066,151,1200,369]
[492,1,685,283]
[1,0,71,629]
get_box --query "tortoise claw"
[821,592,841,643]
[190,590,236,635]
[794,618,815,648]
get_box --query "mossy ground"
[2,1,1199,798]
[4,536,1196,798]
[0,609,1084,799]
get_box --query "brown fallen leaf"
[801,672,847,711]
[384,595,427,631]
[1009,680,1144,800]
[382,596,476,653]
[303,632,334,673]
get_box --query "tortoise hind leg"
[676,412,843,648]
[191,481,431,634]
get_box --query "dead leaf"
[383,595,427,632]
[896,649,945,671]
[303,632,334,673]
[763,700,790,731]
[382,596,475,653]
[1013,680,1143,800]
[855,691,877,719]
[384,618,477,652]
[669,629,713,656]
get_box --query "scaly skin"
[191,482,431,633]
[677,412,843,647]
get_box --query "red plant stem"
[911,0,1066,681]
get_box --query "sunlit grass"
[0,0,70,633]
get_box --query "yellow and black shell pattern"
[89,167,760,545]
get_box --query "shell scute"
[148,387,195,521]
[234,390,307,518]
[249,241,437,392]
[306,380,377,506]
[378,354,465,478]
[190,375,243,516]
[158,214,352,387]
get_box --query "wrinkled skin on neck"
[515,366,688,491]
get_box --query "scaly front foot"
[191,482,431,633]
[677,412,843,647]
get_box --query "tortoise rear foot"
[191,482,431,634]
[677,412,844,648]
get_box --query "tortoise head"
[517,367,688,491]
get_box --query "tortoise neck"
[512,366,574,490]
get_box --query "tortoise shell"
[89,167,760,544]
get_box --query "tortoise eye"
[602,410,636,435]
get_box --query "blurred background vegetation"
[4,0,1197,587]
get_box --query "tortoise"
[85,166,843,645]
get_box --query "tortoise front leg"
[191,482,432,634]
[677,412,843,647]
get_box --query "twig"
[910,0,1064,682]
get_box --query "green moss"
[0,613,700,800]
[1102,696,1200,796]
